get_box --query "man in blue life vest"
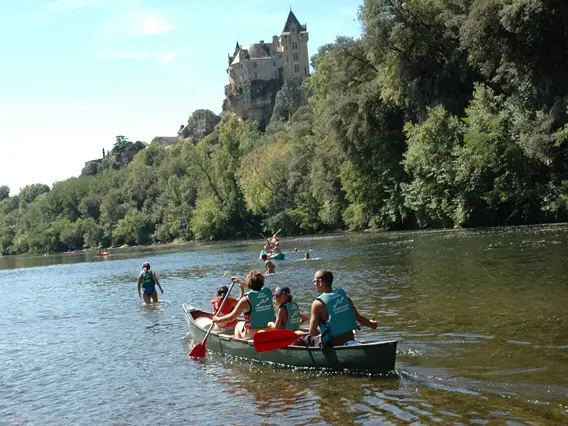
[296,269,378,347]
[137,261,161,304]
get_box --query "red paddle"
[189,274,235,359]
[253,329,303,353]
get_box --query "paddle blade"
[188,342,207,358]
[253,329,299,353]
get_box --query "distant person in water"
[137,262,161,303]
[304,251,310,260]
[261,253,276,274]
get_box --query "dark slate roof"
[282,10,306,33]
[245,43,271,59]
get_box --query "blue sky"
[0,0,363,195]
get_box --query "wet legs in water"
[143,290,159,304]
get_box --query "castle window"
[285,46,288,51]
[273,61,276,66]
[294,64,299,73]
[293,52,299,62]
[254,72,258,78]
[292,42,298,50]
[253,62,257,68]
[273,70,278,78]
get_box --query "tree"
[19,183,50,204]
[0,186,9,201]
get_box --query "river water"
[1,225,567,425]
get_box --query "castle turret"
[279,10,309,79]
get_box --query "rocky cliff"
[270,77,310,123]
[224,77,309,129]
[179,109,221,143]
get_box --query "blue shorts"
[143,286,156,295]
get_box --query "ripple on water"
[2,228,568,425]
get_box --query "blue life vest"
[280,301,300,331]
[245,287,275,328]
[317,288,358,344]
[140,269,154,288]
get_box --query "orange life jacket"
[211,297,238,328]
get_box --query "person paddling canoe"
[212,270,275,339]
[263,239,273,253]
[137,262,161,303]
[296,269,378,347]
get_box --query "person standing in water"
[137,262,161,303]
[261,253,276,274]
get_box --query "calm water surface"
[1,225,567,425]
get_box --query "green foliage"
[0,186,9,201]
[3,1,568,253]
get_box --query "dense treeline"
[3,0,568,254]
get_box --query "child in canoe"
[210,285,239,333]
[268,286,309,331]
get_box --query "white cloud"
[128,10,173,35]
[103,6,174,37]
[99,48,188,64]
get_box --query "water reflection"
[212,361,402,425]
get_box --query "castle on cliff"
[223,10,310,127]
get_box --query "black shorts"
[296,334,324,348]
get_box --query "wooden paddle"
[189,273,234,359]
[253,329,302,353]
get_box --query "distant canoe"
[182,305,398,373]
[259,250,285,261]
[96,252,110,257]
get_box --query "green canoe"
[259,250,286,260]
[182,304,398,373]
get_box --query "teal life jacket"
[140,269,155,288]
[280,301,300,331]
[317,288,358,344]
[245,287,275,329]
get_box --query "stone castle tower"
[223,10,310,127]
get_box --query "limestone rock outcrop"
[270,77,310,123]
[179,109,221,143]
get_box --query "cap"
[273,285,291,296]
[217,285,229,296]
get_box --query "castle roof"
[282,10,306,33]
[244,43,271,58]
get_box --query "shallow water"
[1,225,567,425]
